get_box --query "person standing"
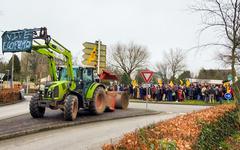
[196,85,202,100]
[177,87,184,102]
[156,86,160,101]
[201,86,207,101]
[167,86,173,101]
[209,85,215,103]
[136,86,140,99]
[129,85,134,98]
[218,85,224,104]
[151,85,156,100]
[188,86,193,100]
[140,86,144,100]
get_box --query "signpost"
[224,93,232,103]
[140,69,154,110]
[82,41,107,74]
[0,73,5,90]
[228,74,233,81]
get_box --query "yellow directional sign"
[83,48,106,55]
[82,41,107,73]
[87,46,97,64]
[83,42,106,50]
[82,54,106,62]
[81,60,106,67]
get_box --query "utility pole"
[97,40,101,74]
[11,54,14,89]
[6,70,9,88]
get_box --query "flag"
[87,46,97,64]
[180,80,183,85]
[169,81,174,87]
[158,79,163,86]
[186,80,191,87]
[131,80,138,88]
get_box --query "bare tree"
[110,42,149,79]
[21,52,49,82]
[192,0,240,81]
[164,49,185,81]
[155,62,169,82]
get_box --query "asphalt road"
[0,102,210,150]
[0,96,31,120]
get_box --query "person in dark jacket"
[139,86,144,100]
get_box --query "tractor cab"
[57,66,96,95]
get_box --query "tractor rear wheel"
[30,94,45,118]
[64,94,79,121]
[89,87,106,114]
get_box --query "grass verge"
[130,99,234,106]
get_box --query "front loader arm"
[32,27,76,90]
[32,47,58,81]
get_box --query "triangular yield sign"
[140,69,154,83]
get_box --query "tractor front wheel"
[89,87,106,114]
[64,94,79,121]
[30,94,45,118]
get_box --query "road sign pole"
[26,76,29,95]
[11,54,14,89]
[146,85,148,110]
[97,40,101,74]
[140,69,154,111]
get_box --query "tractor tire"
[115,92,129,109]
[89,87,107,114]
[29,94,45,118]
[64,94,79,121]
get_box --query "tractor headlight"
[39,84,45,91]
[48,91,53,97]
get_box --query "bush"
[102,104,239,150]
[195,108,239,149]
[0,88,21,103]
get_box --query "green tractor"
[31,66,107,121]
[29,28,109,121]
[2,27,113,121]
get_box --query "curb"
[0,100,25,107]
[130,100,216,106]
[0,110,161,141]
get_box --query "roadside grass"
[130,99,235,106]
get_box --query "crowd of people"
[128,83,233,103]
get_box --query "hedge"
[195,108,239,149]
[102,104,239,150]
[0,88,21,103]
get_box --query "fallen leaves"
[102,104,236,150]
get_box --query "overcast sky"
[0,0,227,74]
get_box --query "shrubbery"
[102,104,239,150]
[0,88,21,103]
[196,108,239,149]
